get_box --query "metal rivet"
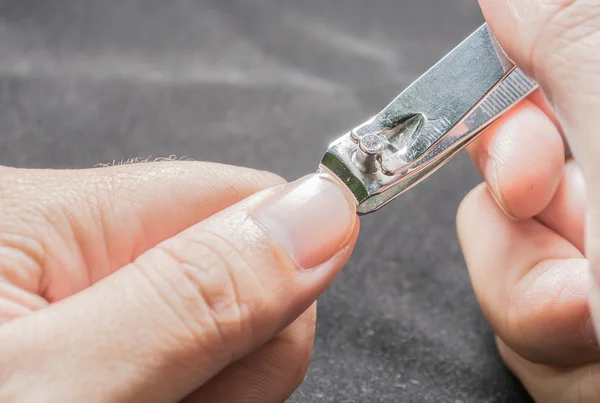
[355,134,383,173]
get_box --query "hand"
[458,1,600,401]
[0,162,358,402]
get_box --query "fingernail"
[255,173,357,270]
[484,157,517,220]
[582,315,599,348]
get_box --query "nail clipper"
[318,23,538,215]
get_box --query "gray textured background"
[0,0,532,401]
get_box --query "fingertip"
[468,101,565,220]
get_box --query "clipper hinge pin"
[354,133,383,174]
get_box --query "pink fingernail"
[582,315,599,348]
[255,173,357,270]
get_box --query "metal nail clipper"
[318,23,538,215]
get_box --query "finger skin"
[477,1,600,397]
[183,304,317,403]
[457,184,597,366]
[0,282,48,326]
[528,90,565,145]
[0,174,359,403]
[497,337,600,403]
[537,160,586,253]
[466,100,564,220]
[469,100,586,250]
[478,0,600,280]
[0,162,286,304]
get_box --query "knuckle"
[0,229,45,294]
[154,230,270,351]
[0,173,62,297]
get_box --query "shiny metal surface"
[319,23,538,215]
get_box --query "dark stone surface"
[0,0,532,401]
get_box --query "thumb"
[479,1,600,175]
[478,0,600,343]
[0,173,358,403]
[478,1,600,200]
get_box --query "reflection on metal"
[319,24,537,215]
